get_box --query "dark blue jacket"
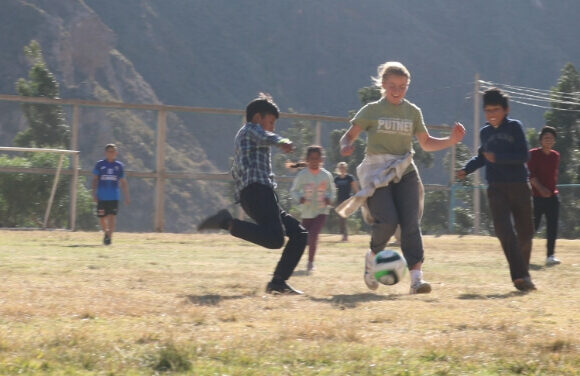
[463,116,529,183]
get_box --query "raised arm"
[248,126,294,153]
[416,122,465,152]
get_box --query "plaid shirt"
[231,122,286,201]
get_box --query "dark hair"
[285,145,323,169]
[245,92,280,122]
[539,125,557,139]
[483,88,509,109]
[105,143,117,151]
[306,145,323,159]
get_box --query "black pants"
[487,182,534,281]
[533,195,559,257]
[230,183,307,281]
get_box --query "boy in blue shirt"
[198,93,307,295]
[457,88,535,292]
[92,144,130,245]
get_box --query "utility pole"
[473,74,481,234]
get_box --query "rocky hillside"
[0,0,227,232]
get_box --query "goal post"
[0,146,80,230]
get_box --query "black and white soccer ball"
[373,249,407,285]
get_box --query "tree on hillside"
[544,63,580,184]
[0,41,94,229]
[543,63,580,237]
[14,40,69,148]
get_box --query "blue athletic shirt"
[93,159,125,201]
[463,116,529,183]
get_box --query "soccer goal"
[0,146,80,230]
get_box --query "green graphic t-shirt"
[351,97,427,155]
[351,97,427,175]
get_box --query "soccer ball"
[373,250,407,285]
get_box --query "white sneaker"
[410,279,432,294]
[364,250,379,290]
[546,255,561,266]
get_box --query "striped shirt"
[231,122,286,201]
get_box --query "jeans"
[366,171,423,268]
[533,195,559,257]
[487,182,534,281]
[230,183,307,281]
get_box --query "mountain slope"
[84,0,580,170]
[1,0,227,232]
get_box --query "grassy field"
[0,231,578,375]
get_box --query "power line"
[479,88,580,107]
[478,80,580,112]
[479,82,579,103]
[483,86,580,106]
[480,80,580,100]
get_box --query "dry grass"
[0,230,578,375]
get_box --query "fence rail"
[1,93,455,231]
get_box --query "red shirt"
[527,148,559,197]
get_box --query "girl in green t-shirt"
[340,61,465,294]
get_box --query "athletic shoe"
[546,255,561,266]
[307,261,315,273]
[410,279,432,294]
[514,277,536,292]
[197,209,233,231]
[103,233,111,245]
[266,281,303,295]
[364,250,379,290]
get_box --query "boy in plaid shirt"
[198,93,307,294]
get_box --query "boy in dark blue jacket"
[457,88,536,292]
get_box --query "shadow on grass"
[183,294,250,306]
[64,244,102,248]
[457,291,526,300]
[309,293,403,309]
[529,263,545,271]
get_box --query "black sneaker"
[197,209,233,231]
[266,281,303,295]
[103,234,111,245]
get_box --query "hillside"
[83,0,580,170]
[0,0,227,232]
[1,0,579,231]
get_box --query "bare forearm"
[418,122,465,152]
[420,136,456,152]
[340,124,362,156]
[91,177,98,198]
[121,180,130,200]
